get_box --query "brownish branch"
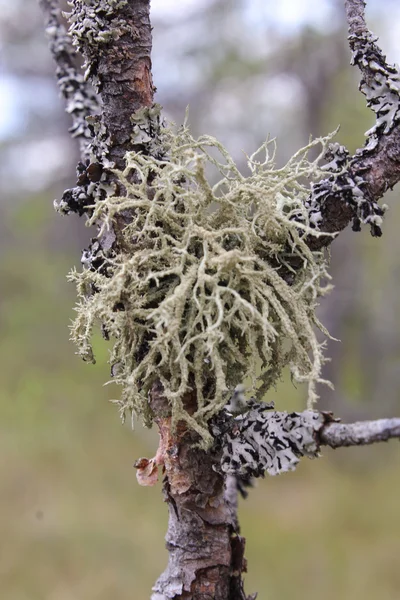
[146,388,252,600]
[41,2,249,597]
[66,0,155,169]
[150,425,247,600]
[94,2,155,169]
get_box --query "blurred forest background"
[1,0,400,598]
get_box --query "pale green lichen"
[69,120,334,445]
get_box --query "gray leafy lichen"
[308,142,386,236]
[213,400,323,477]
[69,117,334,446]
[42,1,99,159]
[66,0,129,84]
[54,113,114,217]
[350,29,400,138]
[308,22,400,239]
[52,0,132,215]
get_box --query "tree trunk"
[148,389,252,600]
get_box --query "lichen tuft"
[69,121,334,445]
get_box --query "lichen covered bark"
[51,0,155,218]
[67,0,155,169]
[44,2,254,598]
[309,0,400,247]
[39,0,99,159]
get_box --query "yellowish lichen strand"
[69,120,334,446]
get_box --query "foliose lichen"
[212,399,323,477]
[44,1,124,218]
[310,23,400,239]
[54,114,115,216]
[308,142,386,236]
[66,0,129,85]
[43,1,99,159]
[68,119,334,446]
[350,29,400,138]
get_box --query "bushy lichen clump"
[69,122,333,444]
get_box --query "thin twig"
[345,0,368,38]
[319,417,400,448]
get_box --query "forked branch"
[310,0,400,246]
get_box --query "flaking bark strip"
[150,409,252,600]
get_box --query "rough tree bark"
[40,1,400,599]
[41,2,251,598]
[149,412,250,600]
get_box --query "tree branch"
[319,417,400,448]
[66,0,155,169]
[39,0,99,159]
[41,0,155,218]
[145,388,252,600]
[210,403,400,479]
[308,0,400,247]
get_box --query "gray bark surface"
[320,417,400,448]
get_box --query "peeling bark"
[151,434,246,599]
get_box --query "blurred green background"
[1,1,400,598]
